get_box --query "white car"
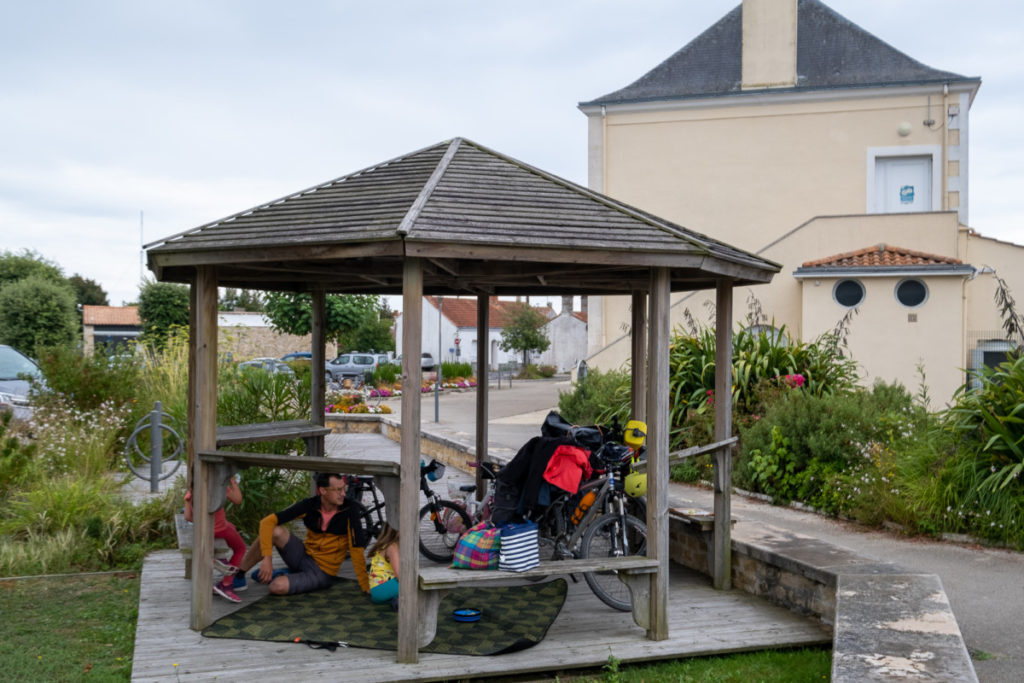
[0,344,42,420]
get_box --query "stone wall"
[218,325,337,361]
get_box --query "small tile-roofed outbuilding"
[581,0,979,106]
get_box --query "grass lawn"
[0,572,139,682]
[562,647,832,681]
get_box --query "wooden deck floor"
[131,550,830,682]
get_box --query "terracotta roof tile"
[82,305,141,326]
[425,297,557,328]
[801,244,962,269]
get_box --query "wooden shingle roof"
[147,138,779,295]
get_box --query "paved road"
[389,378,1024,682]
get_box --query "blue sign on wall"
[900,185,915,204]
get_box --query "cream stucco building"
[579,0,1023,405]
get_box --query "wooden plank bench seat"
[174,512,232,580]
[416,556,659,647]
[215,419,331,447]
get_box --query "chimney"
[742,0,798,90]
[561,295,573,314]
[581,296,588,315]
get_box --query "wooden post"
[189,266,218,631]
[631,290,647,422]
[645,268,670,640]
[310,289,326,457]
[475,294,489,496]
[397,259,423,663]
[713,280,734,590]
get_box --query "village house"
[395,296,587,372]
[579,0,1024,404]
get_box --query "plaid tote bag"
[452,521,500,569]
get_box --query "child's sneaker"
[213,582,242,603]
[232,574,247,591]
[213,559,238,575]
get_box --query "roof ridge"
[456,138,713,254]
[398,138,462,236]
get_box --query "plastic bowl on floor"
[453,608,481,622]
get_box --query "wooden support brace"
[416,588,450,648]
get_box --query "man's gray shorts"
[279,533,334,594]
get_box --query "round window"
[833,279,865,308]
[895,279,928,307]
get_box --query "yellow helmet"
[624,470,647,498]
[624,420,647,450]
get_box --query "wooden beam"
[397,258,423,663]
[475,294,489,497]
[630,290,647,422]
[646,267,670,640]
[189,266,218,631]
[713,279,734,590]
[310,290,326,457]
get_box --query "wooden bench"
[217,419,331,456]
[416,557,660,648]
[174,512,233,580]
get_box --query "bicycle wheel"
[353,481,387,541]
[418,500,471,563]
[579,512,648,611]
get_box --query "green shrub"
[945,353,1024,492]
[669,324,858,440]
[0,411,36,498]
[373,362,399,384]
[557,367,631,426]
[735,381,923,511]
[33,344,141,414]
[537,364,557,377]
[440,361,473,379]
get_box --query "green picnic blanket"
[202,577,567,656]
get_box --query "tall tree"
[219,288,264,312]
[0,275,78,353]
[263,292,382,349]
[0,249,64,288]
[138,280,189,349]
[67,274,110,307]
[498,303,551,366]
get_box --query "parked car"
[238,357,296,376]
[325,353,381,382]
[0,344,42,420]
[280,352,312,362]
[394,352,435,371]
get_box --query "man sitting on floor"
[239,472,369,595]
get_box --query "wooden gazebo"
[146,137,779,663]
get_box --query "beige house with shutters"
[579,0,1024,404]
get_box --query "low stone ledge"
[668,504,976,681]
[833,573,977,682]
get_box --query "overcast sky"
[3,0,1021,308]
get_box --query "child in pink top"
[185,476,247,602]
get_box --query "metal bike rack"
[124,401,184,492]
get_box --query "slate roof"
[147,138,779,296]
[82,305,140,326]
[582,0,978,106]
[794,244,974,276]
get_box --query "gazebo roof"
[146,138,779,295]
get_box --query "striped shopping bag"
[498,520,539,571]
